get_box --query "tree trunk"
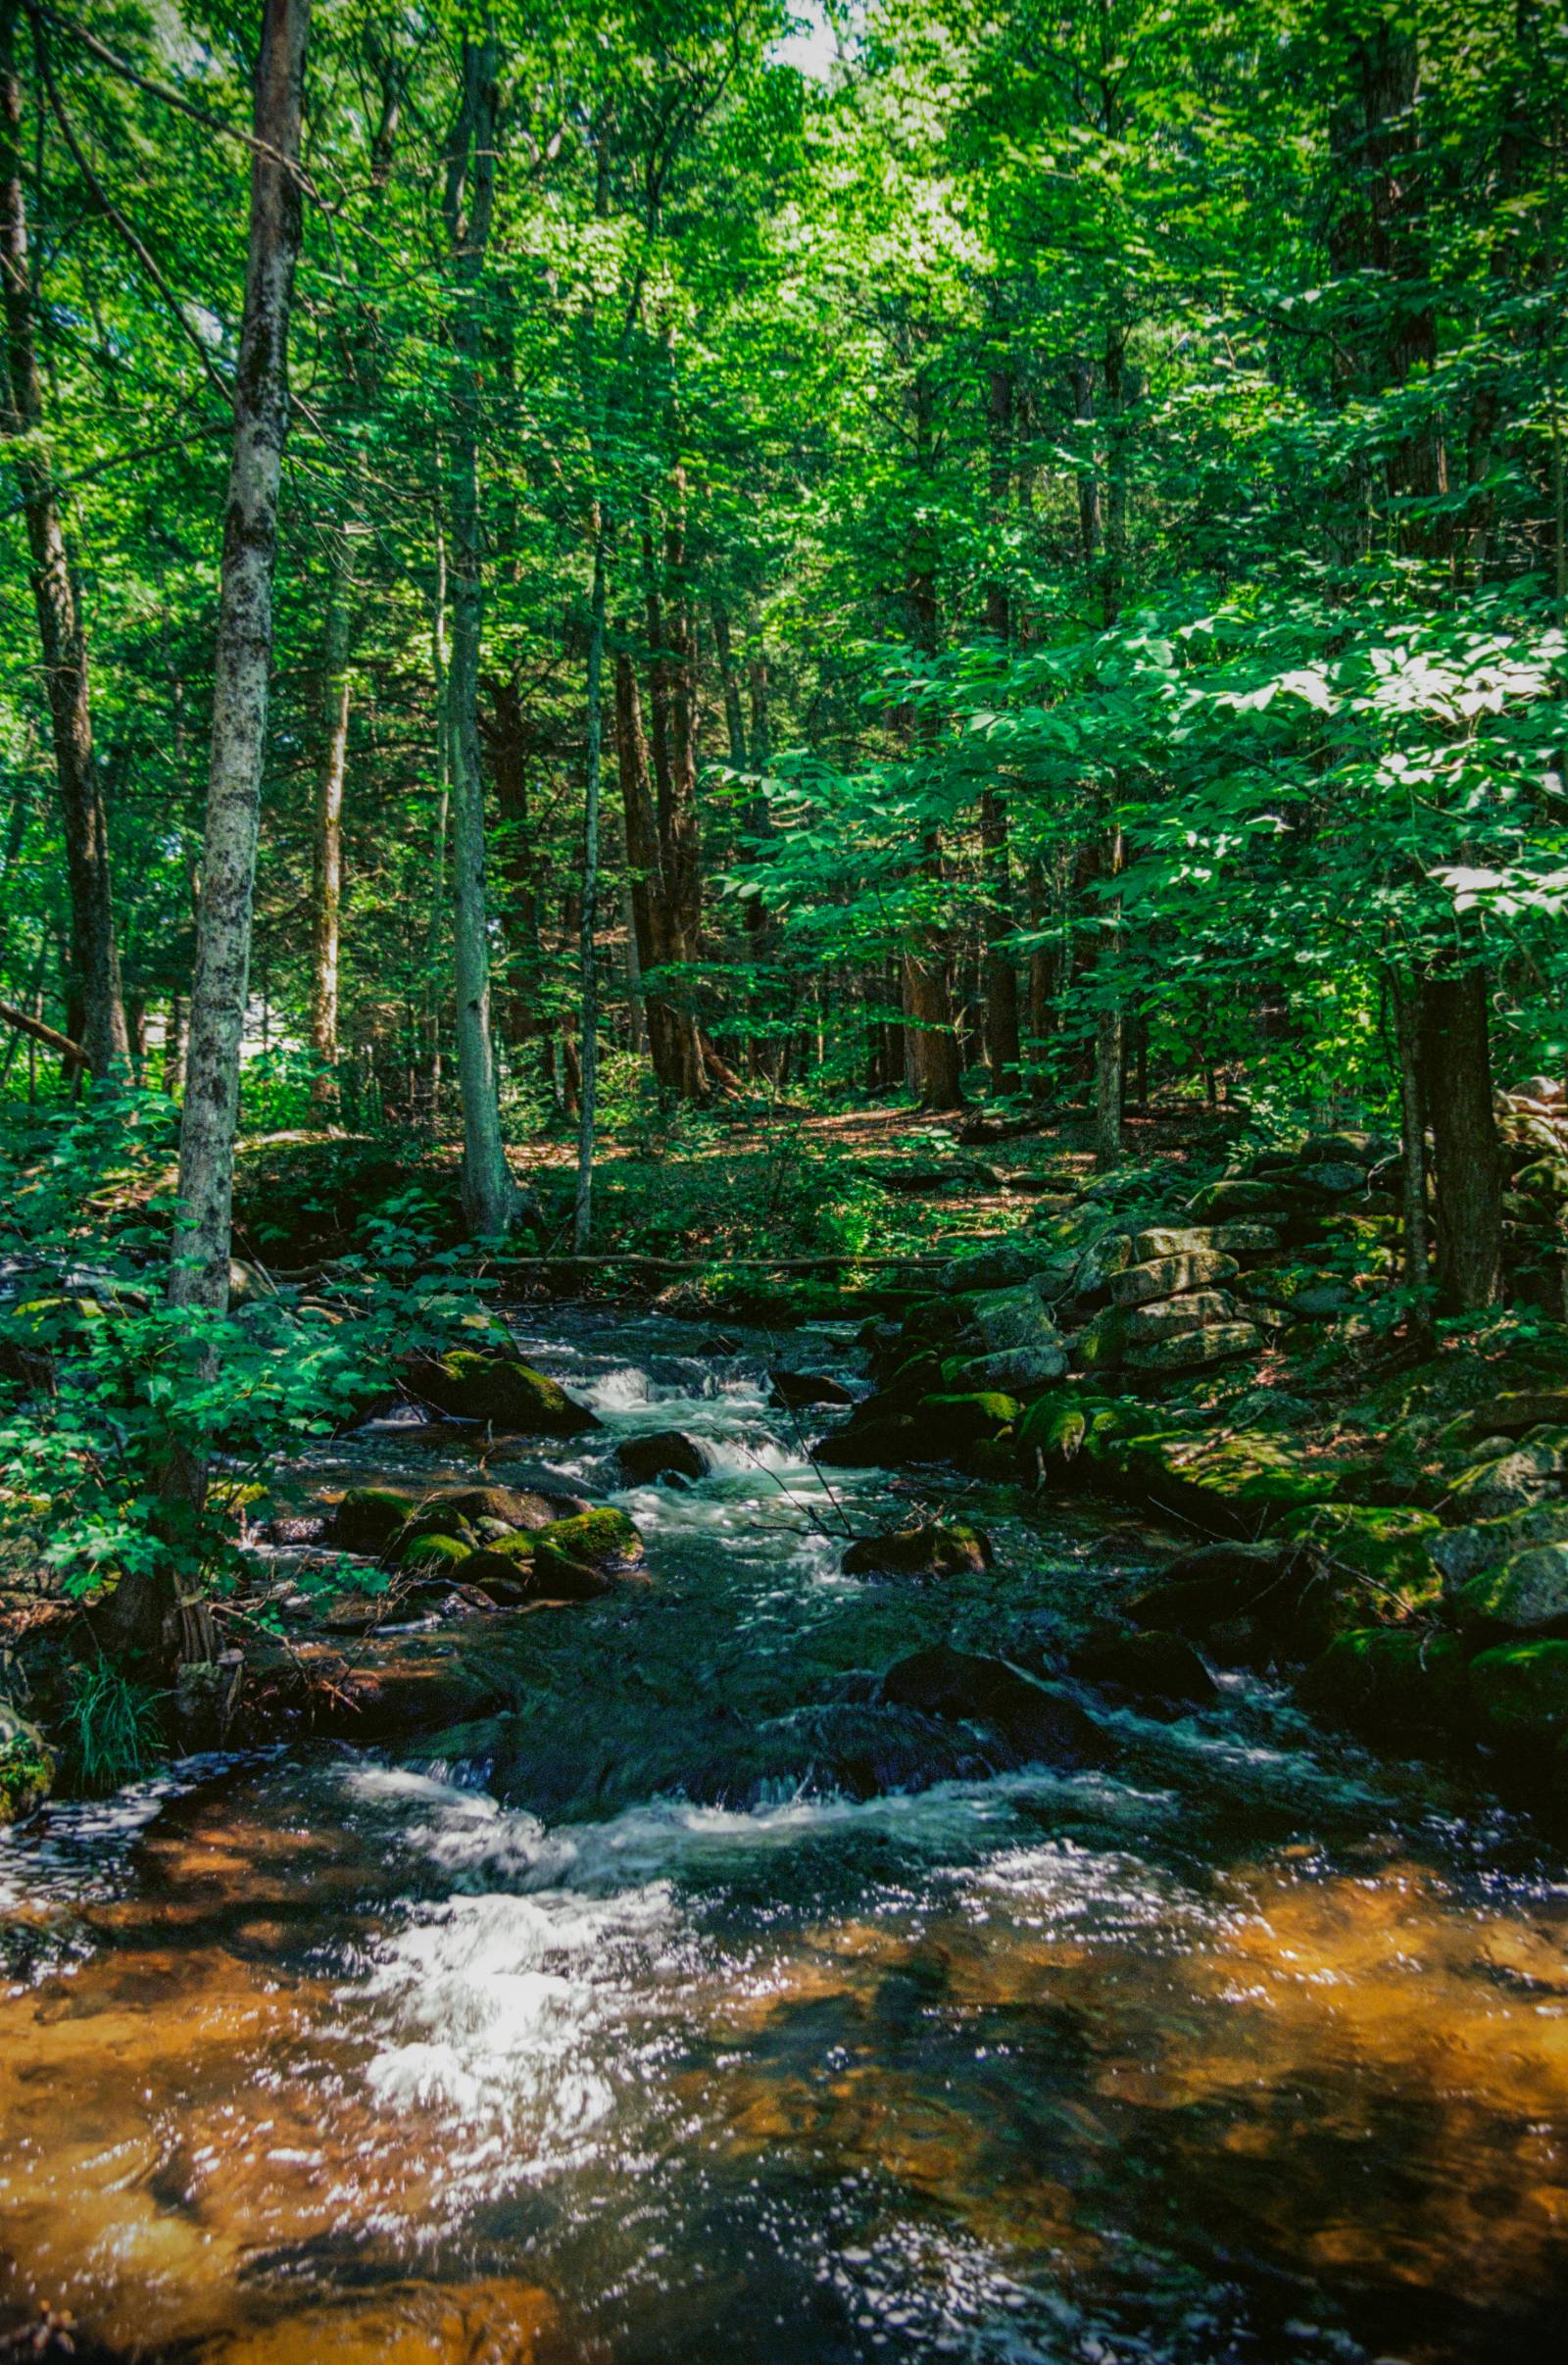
[573,530,608,1251]
[443,33,516,1237]
[1092,825,1125,1170]
[420,521,450,1133]
[640,505,706,1101]
[309,526,351,1108]
[137,0,310,1683]
[1390,970,1433,1335]
[170,0,310,1318]
[0,0,128,1077]
[1420,961,1502,1314]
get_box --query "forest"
[3,2,1568,2361]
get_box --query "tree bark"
[1390,969,1433,1335]
[0,0,128,1077]
[640,500,706,1100]
[443,31,516,1236]
[309,526,351,1107]
[1419,961,1502,1314]
[170,0,311,1317]
[573,529,607,1250]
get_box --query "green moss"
[396,1530,473,1573]
[533,1508,645,1591]
[1467,1640,1568,1746]
[910,1392,1020,1455]
[1453,1545,1568,1636]
[1279,1503,1442,1602]
[0,1712,55,1824]
[841,1522,992,1579]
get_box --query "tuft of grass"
[60,1659,166,1796]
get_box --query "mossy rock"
[1124,1319,1261,1374]
[1452,1544,1568,1637]
[438,1485,564,1532]
[1110,1252,1240,1310]
[841,1522,992,1580]
[1297,1629,1468,1738]
[1468,1640,1568,1747]
[1078,1306,1128,1370]
[908,1392,1021,1455]
[1187,1178,1298,1223]
[410,1352,598,1435]
[1015,1393,1099,1470]
[0,1704,54,1825]
[396,1530,474,1574]
[330,1486,416,1554]
[1279,1503,1443,1603]
[814,1412,920,1468]
[1086,1420,1340,1534]
[531,1508,647,1601]
[1432,1503,1568,1592]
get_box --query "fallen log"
[0,1000,85,1069]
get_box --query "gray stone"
[962,1343,1068,1391]
[1432,1502,1568,1591]
[1122,1290,1237,1345]
[1298,1161,1372,1196]
[1110,1252,1240,1309]
[1123,1320,1261,1373]
[1453,1543,1568,1634]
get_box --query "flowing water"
[3,1314,1568,2363]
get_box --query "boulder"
[943,1343,1067,1393]
[967,1282,1064,1357]
[1122,1290,1238,1344]
[1431,1502,1568,1591]
[939,1243,1079,1296]
[1132,1223,1278,1263]
[1071,1628,1217,1715]
[1462,1390,1568,1443]
[1297,1161,1373,1196]
[1300,1130,1396,1168]
[407,1351,598,1435]
[329,1486,415,1554]
[1298,1630,1468,1737]
[1070,1231,1135,1300]
[1275,1504,1443,1653]
[1110,1252,1240,1309]
[1452,1544,1568,1636]
[1467,1640,1568,1747]
[438,1484,573,1532]
[879,1646,1112,1770]
[614,1429,710,1486]
[769,1368,856,1411]
[395,1530,472,1575]
[1078,1306,1128,1370]
[1186,1179,1295,1223]
[1123,1320,1260,1374]
[907,1391,1021,1457]
[841,1521,992,1579]
[1443,1431,1568,1522]
[1016,1393,1098,1470]
[531,1507,647,1601]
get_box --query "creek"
[2,1311,1567,2363]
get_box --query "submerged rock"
[1071,1628,1217,1716]
[880,1646,1112,1770]
[615,1429,710,1486]
[405,1350,598,1435]
[769,1368,856,1410]
[840,1521,992,1579]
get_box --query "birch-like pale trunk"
[443,30,516,1237]
[170,0,311,1316]
[309,526,352,1106]
[0,0,128,1077]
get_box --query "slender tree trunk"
[443,32,516,1236]
[136,0,310,1683]
[640,502,706,1100]
[0,0,127,1077]
[309,525,351,1108]
[1390,969,1433,1336]
[981,353,1021,1091]
[419,522,450,1133]
[1092,826,1125,1170]
[1420,960,1503,1313]
[574,530,607,1250]
[170,0,310,1317]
